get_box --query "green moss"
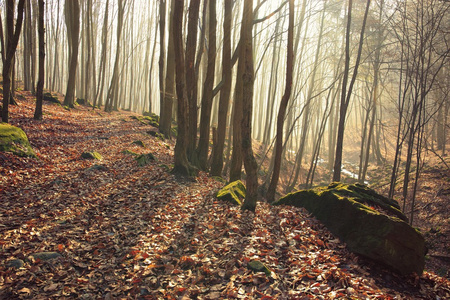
[132,140,146,147]
[0,124,36,158]
[216,180,246,206]
[122,149,138,156]
[273,183,426,275]
[248,260,271,276]
[81,151,102,160]
[136,153,155,166]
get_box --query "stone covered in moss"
[132,140,146,147]
[81,151,102,160]
[216,180,246,205]
[273,183,427,275]
[136,153,155,166]
[248,260,271,276]
[0,124,36,157]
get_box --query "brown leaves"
[1,96,449,299]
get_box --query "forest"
[0,0,449,298]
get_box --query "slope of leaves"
[1,95,449,299]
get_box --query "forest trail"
[1,95,449,299]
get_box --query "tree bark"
[63,0,80,108]
[333,0,370,182]
[266,0,294,203]
[210,0,232,176]
[196,0,217,170]
[1,0,25,123]
[34,0,44,120]
[172,0,195,176]
[239,0,258,212]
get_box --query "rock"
[30,252,62,261]
[273,183,427,275]
[81,151,102,160]
[248,260,271,276]
[5,259,24,269]
[0,124,36,158]
[122,149,138,156]
[216,180,246,205]
[43,92,61,104]
[136,153,155,166]
[132,140,146,147]
[86,164,108,172]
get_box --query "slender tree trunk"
[63,0,80,108]
[160,0,175,137]
[158,0,166,117]
[185,0,201,160]
[1,0,25,123]
[33,0,44,120]
[239,0,257,211]
[94,0,109,108]
[210,0,232,176]
[172,0,194,176]
[333,0,371,182]
[196,0,217,170]
[266,0,294,202]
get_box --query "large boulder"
[0,124,36,158]
[216,180,246,205]
[273,183,427,275]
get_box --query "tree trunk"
[239,0,257,212]
[185,0,201,161]
[333,0,371,182]
[33,0,44,120]
[63,0,80,108]
[160,0,175,137]
[172,0,194,176]
[266,0,294,203]
[1,0,25,123]
[196,0,217,170]
[210,0,232,176]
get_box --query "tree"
[63,0,80,108]
[196,0,217,170]
[332,0,371,182]
[172,0,194,176]
[159,0,175,138]
[33,0,44,120]
[210,0,232,176]
[239,0,258,211]
[104,0,125,112]
[1,0,26,123]
[266,0,294,202]
[185,0,200,161]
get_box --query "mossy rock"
[29,252,61,261]
[141,116,159,127]
[248,260,271,276]
[43,92,60,104]
[273,183,426,275]
[81,151,102,160]
[86,164,108,172]
[136,153,155,166]
[216,180,246,206]
[5,259,25,269]
[132,140,146,147]
[0,124,36,158]
[122,149,138,156]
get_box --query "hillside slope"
[1,92,449,299]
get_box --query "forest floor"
[0,91,449,299]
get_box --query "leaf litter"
[0,95,449,299]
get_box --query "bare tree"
[266,0,294,202]
[63,0,80,108]
[1,0,25,123]
[333,0,371,182]
[33,0,44,120]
